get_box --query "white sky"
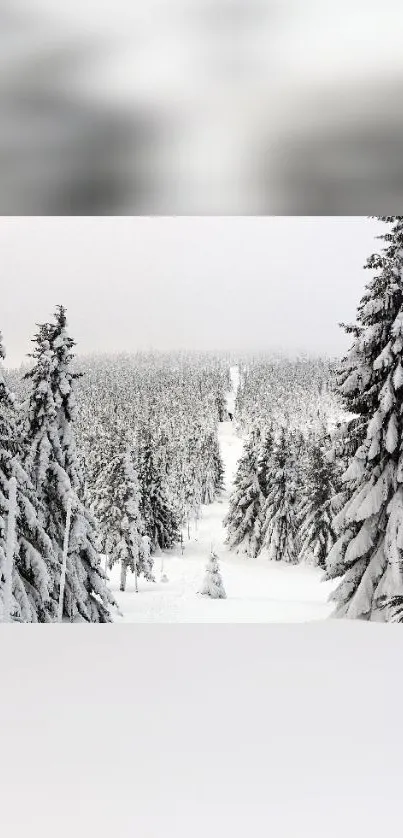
[0,216,382,367]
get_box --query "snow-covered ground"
[110,366,335,622]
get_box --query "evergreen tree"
[23,306,116,622]
[325,217,403,619]
[201,430,225,504]
[137,424,180,552]
[261,427,299,563]
[93,440,154,592]
[224,433,265,557]
[298,430,341,568]
[183,424,203,528]
[213,436,225,495]
[257,426,274,497]
[0,332,54,621]
[216,389,227,422]
[199,550,226,599]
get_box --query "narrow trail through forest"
[111,366,335,622]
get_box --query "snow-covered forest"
[2,215,403,622]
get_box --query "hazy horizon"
[1,216,383,367]
[3,346,340,374]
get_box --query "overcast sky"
[1,216,382,367]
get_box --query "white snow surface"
[110,366,335,622]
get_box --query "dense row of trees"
[225,424,341,567]
[235,355,339,437]
[1,316,227,621]
[225,352,344,565]
[71,351,228,547]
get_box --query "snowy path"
[111,366,335,622]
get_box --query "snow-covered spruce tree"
[200,445,216,505]
[257,426,274,498]
[325,216,403,620]
[298,429,341,569]
[183,424,204,529]
[23,306,116,621]
[199,550,226,599]
[136,424,180,552]
[224,432,265,557]
[212,433,225,496]
[260,427,299,563]
[201,430,225,504]
[0,331,55,621]
[93,439,154,592]
[325,420,363,531]
[216,388,227,422]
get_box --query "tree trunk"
[120,561,127,592]
[3,476,17,623]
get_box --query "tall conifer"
[325,217,403,619]
[24,306,115,621]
